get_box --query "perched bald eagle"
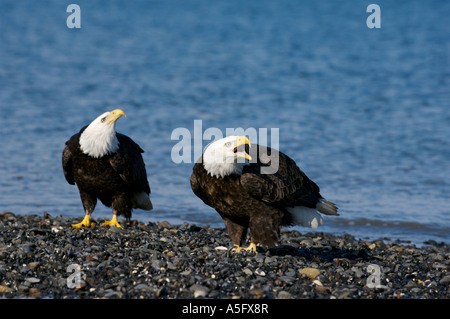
[190,136,338,252]
[62,109,152,229]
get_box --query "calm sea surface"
[0,0,448,245]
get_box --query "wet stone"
[0,213,448,299]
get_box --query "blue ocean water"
[0,0,448,245]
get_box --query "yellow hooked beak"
[234,136,252,161]
[106,109,126,125]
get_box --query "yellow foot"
[231,243,257,253]
[232,245,244,253]
[71,215,91,229]
[101,215,124,229]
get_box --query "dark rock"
[0,213,447,299]
[439,275,450,285]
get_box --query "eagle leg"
[71,214,92,229]
[101,214,124,229]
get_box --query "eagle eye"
[225,142,231,147]
[101,116,107,123]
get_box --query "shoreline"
[0,212,448,299]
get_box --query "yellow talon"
[232,245,244,253]
[231,243,257,253]
[101,215,124,229]
[244,243,257,253]
[71,215,91,229]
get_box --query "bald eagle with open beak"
[190,136,338,252]
[62,109,152,229]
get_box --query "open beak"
[106,109,126,125]
[233,136,252,161]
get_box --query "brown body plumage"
[191,140,338,249]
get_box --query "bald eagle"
[190,136,338,252]
[62,109,152,229]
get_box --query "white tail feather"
[132,192,153,211]
[316,198,339,215]
[287,206,323,228]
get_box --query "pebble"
[0,285,13,293]
[255,268,266,276]
[0,212,448,299]
[439,275,450,285]
[190,284,209,298]
[214,246,228,251]
[299,268,321,279]
[25,277,40,284]
[243,268,253,276]
[276,291,292,299]
[28,262,40,271]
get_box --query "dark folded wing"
[110,133,151,194]
[240,145,321,208]
[62,134,78,185]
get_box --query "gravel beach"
[0,212,448,300]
